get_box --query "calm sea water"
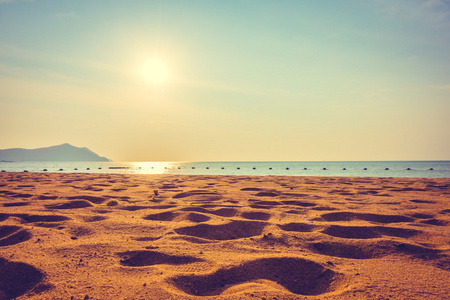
[1,161,449,178]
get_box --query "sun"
[140,57,170,85]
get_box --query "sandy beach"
[0,172,449,299]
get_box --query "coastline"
[1,160,449,178]
[1,172,449,299]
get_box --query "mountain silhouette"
[0,143,111,162]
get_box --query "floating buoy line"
[0,166,439,173]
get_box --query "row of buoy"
[0,167,435,173]
[40,167,102,172]
[180,167,432,171]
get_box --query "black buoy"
[304,167,307,170]
[178,167,181,169]
[363,168,367,170]
[192,167,195,169]
[429,168,434,170]
[237,167,240,170]
[43,169,48,172]
[269,167,272,170]
[1,170,5,172]
[86,168,90,170]
[74,168,78,170]
[406,168,411,170]
[323,168,327,170]
[24,170,29,172]
[286,167,289,170]
[253,167,256,170]
[59,168,64,171]
[98,167,102,169]
[343,168,346,170]
[385,168,389,170]
[221,167,224,169]
[206,167,209,169]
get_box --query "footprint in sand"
[118,250,202,267]
[173,190,222,202]
[321,225,419,239]
[281,200,317,207]
[320,211,415,223]
[278,222,314,232]
[66,195,106,204]
[421,219,449,226]
[181,207,238,218]
[3,202,29,207]
[240,211,271,221]
[175,220,267,241]
[410,199,437,204]
[0,225,32,246]
[15,214,71,224]
[169,257,345,296]
[82,215,108,222]
[248,199,282,209]
[0,257,45,299]
[143,211,211,223]
[311,241,383,259]
[45,200,93,209]
[186,213,211,223]
[37,195,59,200]
[143,211,180,221]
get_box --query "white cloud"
[55,11,80,20]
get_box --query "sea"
[1,161,449,178]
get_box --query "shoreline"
[1,172,449,299]
[2,161,449,179]
[1,171,448,180]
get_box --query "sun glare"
[140,58,170,85]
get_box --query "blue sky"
[1,0,449,161]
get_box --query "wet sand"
[0,172,449,299]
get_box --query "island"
[0,143,110,162]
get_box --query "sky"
[1,0,449,162]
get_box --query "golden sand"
[0,172,449,299]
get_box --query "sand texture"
[0,173,449,299]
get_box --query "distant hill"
[0,143,111,162]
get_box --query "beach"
[0,172,449,299]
